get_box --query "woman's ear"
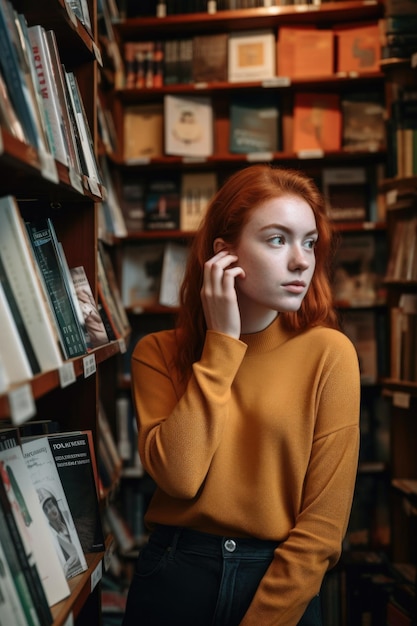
[213,238,228,254]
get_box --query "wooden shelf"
[114,0,384,38]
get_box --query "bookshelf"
[95,0,408,622]
[0,1,129,625]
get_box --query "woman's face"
[232,193,318,324]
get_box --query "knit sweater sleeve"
[131,330,247,498]
[240,332,360,626]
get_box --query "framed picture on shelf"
[164,94,214,158]
[228,30,276,83]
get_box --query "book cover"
[332,234,385,307]
[44,29,82,175]
[21,437,87,580]
[70,265,110,348]
[277,26,334,78]
[98,241,131,334]
[28,25,70,166]
[47,431,106,553]
[144,178,180,231]
[342,95,386,152]
[0,196,63,373]
[292,92,341,153]
[114,171,146,232]
[0,536,29,626]
[336,23,381,73]
[0,443,70,607]
[64,70,101,184]
[121,244,165,309]
[123,104,164,161]
[228,29,276,83]
[229,97,279,153]
[25,218,88,360]
[192,33,228,83]
[180,171,217,232]
[0,0,45,150]
[164,94,214,158]
[97,257,123,340]
[0,70,26,142]
[0,480,42,626]
[0,279,34,385]
[322,167,369,221]
[159,242,189,308]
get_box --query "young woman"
[123,164,360,626]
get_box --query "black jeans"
[122,525,323,626]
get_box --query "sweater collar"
[240,316,291,355]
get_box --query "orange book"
[277,26,334,78]
[336,23,381,74]
[292,92,341,152]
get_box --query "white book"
[28,25,69,166]
[21,437,87,580]
[0,196,63,373]
[0,280,33,384]
[159,242,188,308]
[0,443,70,606]
[164,94,214,158]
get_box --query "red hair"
[175,164,339,377]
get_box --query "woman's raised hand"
[200,250,245,339]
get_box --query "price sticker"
[83,354,96,378]
[9,384,36,425]
[91,560,103,592]
[59,362,76,388]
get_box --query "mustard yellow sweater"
[131,317,360,626]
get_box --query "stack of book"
[0,423,105,623]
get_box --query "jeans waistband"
[151,525,279,558]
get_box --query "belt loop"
[167,526,182,560]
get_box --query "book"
[341,310,378,384]
[44,29,82,175]
[277,26,334,78]
[123,104,164,161]
[25,217,88,359]
[332,233,385,307]
[0,69,27,142]
[341,94,386,152]
[228,29,276,83]
[159,242,189,308]
[0,441,70,607]
[0,278,34,385]
[0,249,39,378]
[47,431,106,553]
[144,178,180,231]
[192,33,228,83]
[98,241,131,335]
[0,535,29,626]
[322,167,369,221]
[0,0,46,150]
[0,196,63,373]
[0,479,43,626]
[98,155,128,238]
[114,171,146,232]
[27,25,70,166]
[180,171,217,231]
[64,70,102,184]
[21,437,87,580]
[336,22,381,74]
[292,92,341,153]
[121,243,165,309]
[69,265,110,348]
[164,94,214,158]
[229,97,279,154]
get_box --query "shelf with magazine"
[0,1,127,625]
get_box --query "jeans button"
[224,539,237,552]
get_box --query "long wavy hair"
[175,164,339,378]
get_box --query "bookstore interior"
[0,0,417,624]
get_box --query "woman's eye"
[305,239,317,250]
[268,235,284,245]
